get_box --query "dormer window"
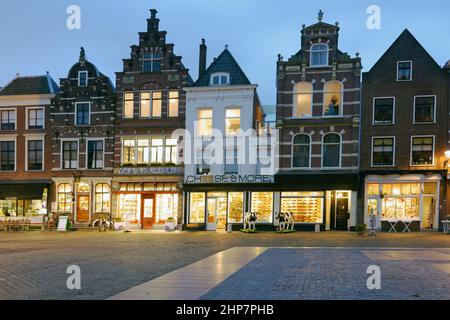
[78,71,88,87]
[210,73,230,86]
[142,53,162,73]
[310,43,329,67]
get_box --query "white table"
[384,220,414,233]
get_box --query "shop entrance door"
[76,194,90,223]
[141,196,155,229]
[206,197,227,231]
[335,194,349,230]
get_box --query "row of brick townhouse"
[1,9,449,232]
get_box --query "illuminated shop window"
[189,193,205,223]
[281,192,324,223]
[250,192,273,223]
[95,184,110,213]
[156,194,178,223]
[228,192,244,223]
[119,194,141,223]
[57,183,72,213]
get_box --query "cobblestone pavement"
[0,231,449,300]
[202,248,450,300]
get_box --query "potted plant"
[355,224,367,236]
[165,217,177,232]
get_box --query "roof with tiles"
[195,48,251,87]
[0,74,59,96]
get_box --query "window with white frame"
[168,90,179,117]
[225,109,240,136]
[397,61,412,81]
[27,139,43,171]
[0,110,15,131]
[57,183,72,213]
[123,93,134,119]
[310,43,329,66]
[323,81,343,116]
[62,141,78,169]
[0,140,15,171]
[322,133,341,168]
[293,82,313,117]
[95,183,110,213]
[139,92,150,118]
[78,71,88,87]
[373,98,394,124]
[27,108,44,129]
[75,103,90,126]
[210,73,230,86]
[87,140,103,169]
[411,136,434,166]
[372,137,394,166]
[151,138,164,164]
[137,139,150,164]
[165,138,178,164]
[151,91,162,118]
[122,139,135,164]
[292,134,311,168]
[142,52,162,73]
[197,109,213,136]
[414,96,435,123]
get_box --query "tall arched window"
[310,43,329,66]
[292,134,311,168]
[322,133,341,168]
[323,80,343,116]
[293,82,313,118]
[57,183,72,213]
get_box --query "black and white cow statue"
[243,212,257,231]
[276,212,295,232]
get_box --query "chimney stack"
[148,9,159,32]
[199,39,207,79]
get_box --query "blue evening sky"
[0,0,449,104]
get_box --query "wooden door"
[76,194,90,222]
[141,196,155,229]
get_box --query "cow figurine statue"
[275,212,295,233]
[285,212,295,231]
[243,212,258,232]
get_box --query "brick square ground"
[0,231,449,300]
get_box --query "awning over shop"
[0,182,51,199]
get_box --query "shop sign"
[118,167,184,176]
[185,174,273,184]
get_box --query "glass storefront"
[366,181,439,228]
[250,192,273,223]
[280,192,324,223]
[116,183,179,226]
[188,191,245,225]
[0,186,48,217]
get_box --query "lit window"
[397,61,412,81]
[228,192,244,223]
[137,139,150,164]
[151,138,164,163]
[28,108,44,129]
[197,109,213,136]
[372,137,394,166]
[122,139,135,164]
[57,183,72,213]
[373,98,394,124]
[165,138,178,164]
[210,73,230,86]
[76,103,90,126]
[95,183,110,213]
[140,92,150,118]
[169,91,179,117]
[250,192,273,223]
[78,71,88,87]
[414,96,435,123]
[27,140,43,171]
[190,193,206,223]
[225,109,240,136]
[411,136,434,166]
[292,134,310,168]
[323,81,343,116]
[293,82,313,117]
[152,92,162,118]
[0,141,15,171]
[142,53,161,73]
[123,93,134,119]
[0,110,15,131]
[87,140,103,169]
[322,133,341,168]
[310,44,329,66]
[281,192,324,223]
[62,141,78,169]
